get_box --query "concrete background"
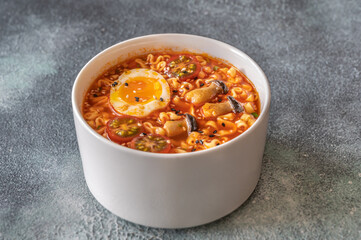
[1,0,360,239]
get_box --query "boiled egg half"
[110,69,170,117]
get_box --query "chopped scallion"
[251,112,259,118]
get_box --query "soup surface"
[82,52,260,153]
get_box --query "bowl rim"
[72,33,271,158]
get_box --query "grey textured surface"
[1,0,360,239]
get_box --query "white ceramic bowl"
[72,34,271,229]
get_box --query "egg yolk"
[116,76,163,104]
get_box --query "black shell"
[212,80,229,94]
[185,113,198,133]
[227,96,243,113]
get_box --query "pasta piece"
[235,120,248,131]
[186,132,202,146]
[167,78,180,88]
[199,128,211,135]
[109,74,119,80]
[198,71,206,79]
[230,87,248,99]
[146,54,168,72]
[195,79,205,88]
[159,112,182,124]
[180,82,194,97]
[240,113,251,122]
[219,67,229,75]
[146,54,164,65]
[245,93,255,102]
[90,96,108,106]
[244,102,254,113]
[174,148,188,153]
[154,127,166,135]
[143,122,166,135]
[195,56,207,65]
[95,125,106,135]
[240,113,256,127]
[204,139,221,148]
[97,78,114,87]
[227,67,237,78]
[218,113,235,121]
[203,66,212,74]
[208,74,218,80]
[84,110,99,120]
[241,84,253,91]
[94,116,107,127]
[220,136,229,143]
[101,111,111,120]
[248,118,256,126]
[155,61,166,72]
[180,141,191,150]
[205,120,217,129]
[172,96,192,111]
[216,119,237,136]
[135,59,148,68]
[227,75,242,84]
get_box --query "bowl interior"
[73,34,270,151]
